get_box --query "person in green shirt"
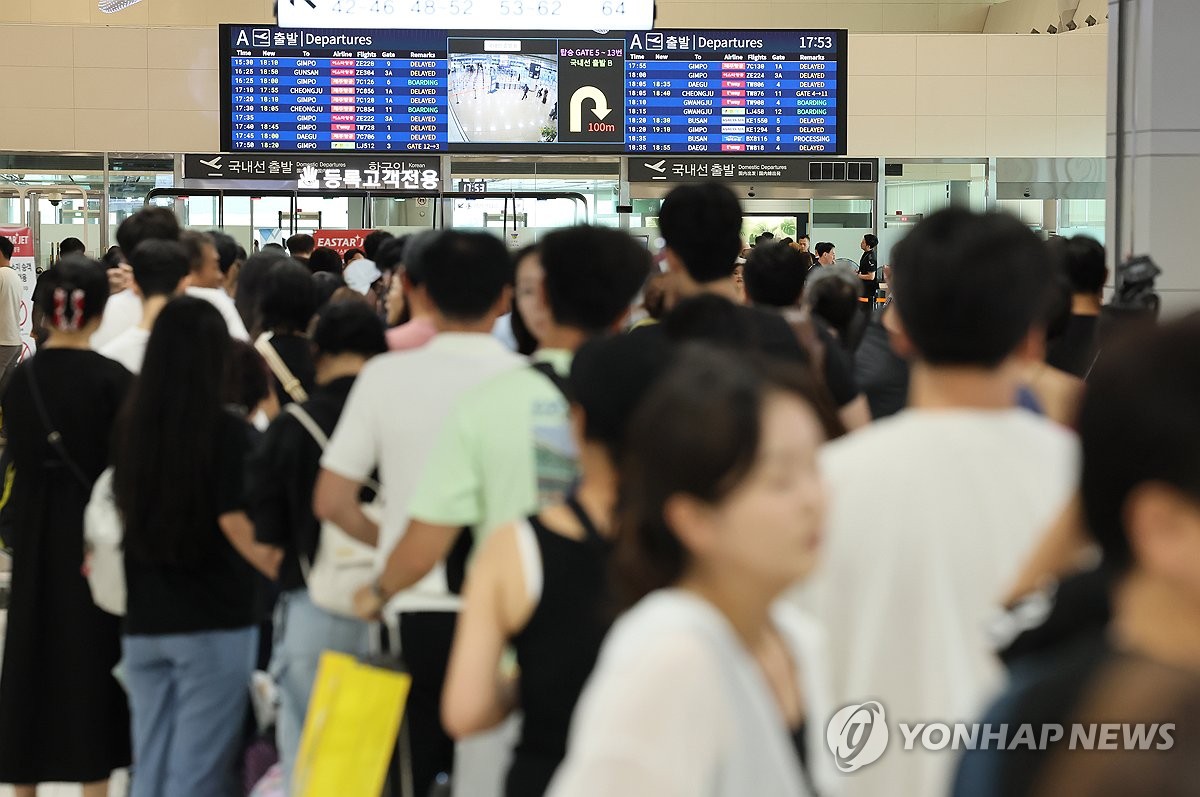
[354,225,650,617]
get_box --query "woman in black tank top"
[442,334,674,797]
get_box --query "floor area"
[0,773,129,797]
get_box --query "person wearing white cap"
[343,257,382,295]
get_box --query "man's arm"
[314,369,382,544]
[313,469,379,545]
[353,518,459,619]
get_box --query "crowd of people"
[0,182,1192,797]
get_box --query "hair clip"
[52,287,67,330]
[70,288,85,331]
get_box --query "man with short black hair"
[99,240,189,373]
[93,207,185,349]
[859,233,880,313]
[181,231,250,341]
[314,230,528,797]
[654,183,869,423]
[0,236,22,408]
[208,230,242,297]
[815,240,836,266]
[115,207,180,254]
[1046,235,1106,378]
[797,209,1079,797]
[743,242,871,428]
[743,241,806,309]
[58,237,85,258]
[286,233,315,261]
[653,182,807,363]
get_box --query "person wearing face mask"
[547,346,842,797]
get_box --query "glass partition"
[448,157,620,230]
[1058,199,1106,244]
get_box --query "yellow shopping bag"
[293,651,412,797]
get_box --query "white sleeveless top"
[548,589,839,797]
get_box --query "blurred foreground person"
[797,209,1079,797]
[549,348,840,797]
[957,315,1200,796]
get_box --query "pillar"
[1107,0,1200,315]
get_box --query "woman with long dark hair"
[233,249,287,338]
[442,333,673,797]
[509,244,549,356]
[257,260,318,406]
[549,347,839,797]
[0,257,132,797]
[114,296,280,797]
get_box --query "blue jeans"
[270,589,370,795]
[123,627,258,797]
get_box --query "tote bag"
[293,651,411,797]
[286,403,382,617]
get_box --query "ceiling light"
[98,0,146,12]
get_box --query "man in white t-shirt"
[181,230,250,341]
[0,236,23,410]
[99,240,189,373]
[89,286,143,350]
[93,207,182,349]
[314,230,524,797]
[94,209,248,347]
[796,209,1079,797]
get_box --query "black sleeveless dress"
[506,496,612,797]
[0,350,133,783]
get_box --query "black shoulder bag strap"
[530,360,572,402]
[26,360,92,491]
[564,492,605,547]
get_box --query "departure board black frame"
[219,25,848,156]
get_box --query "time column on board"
[249,56,333,150]
[231,55,331,150]
[625,57,651,152]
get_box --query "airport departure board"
[221,25,847,155]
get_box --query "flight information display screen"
[220,25,847,155]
